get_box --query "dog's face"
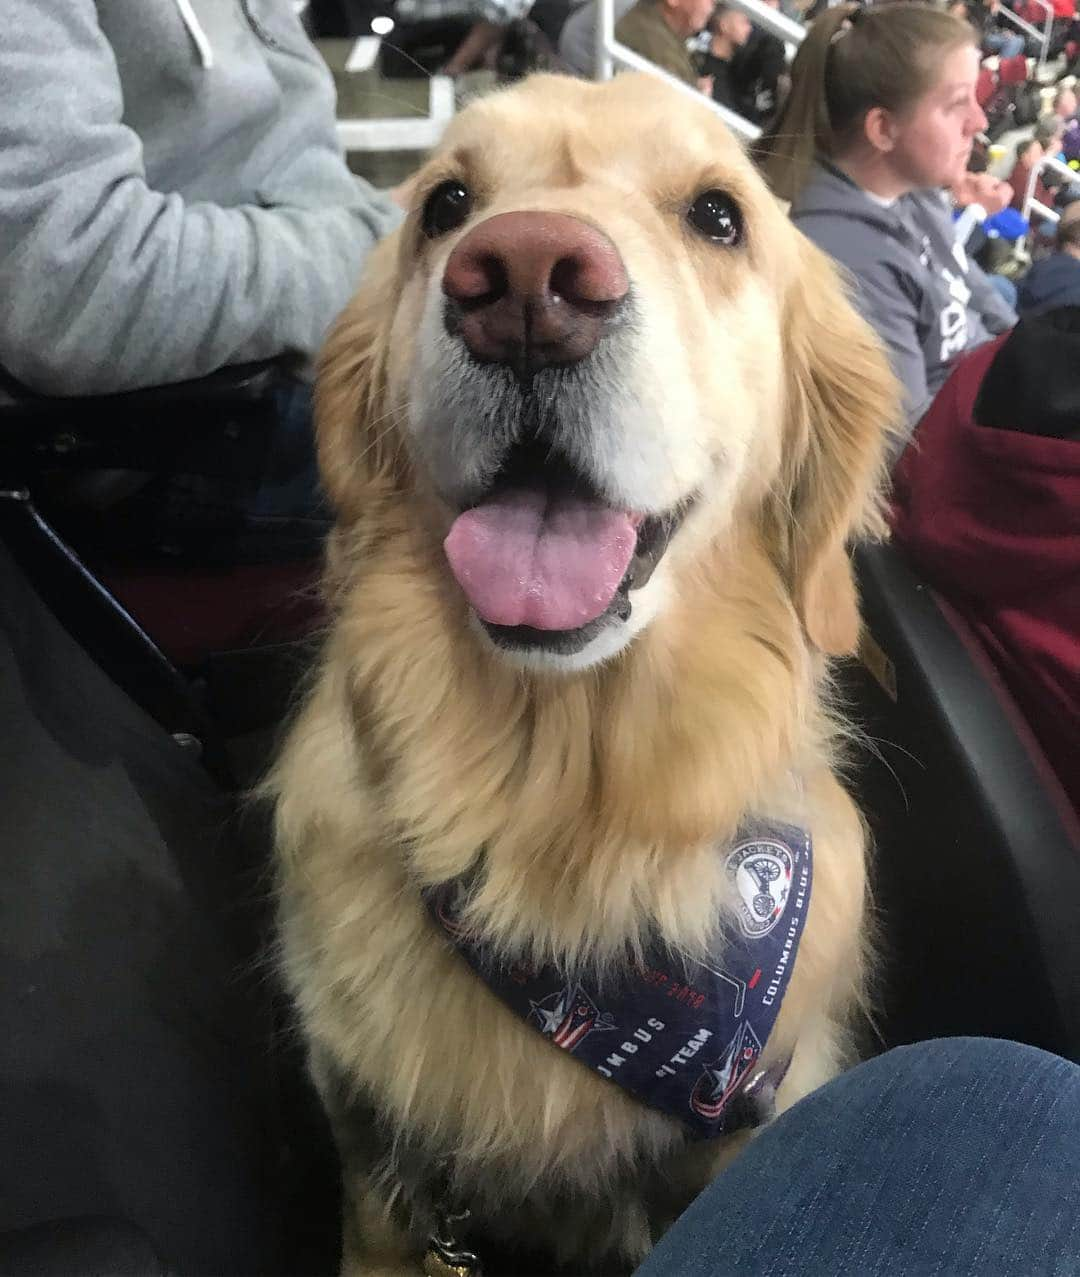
[319,74,896,672]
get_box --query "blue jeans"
[636,1038,1080,1276]
[988,273,1019,310]
[985,29,1026,58]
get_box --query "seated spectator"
[394,0,536,76]
[559,0,637,75]
[756,2,1015,444]
[728,0,788,124]
[1017,202,1080,310]
[1046,0,1080,58]
[1055,86,1080,161]
[1009,136,1050,209]
[963,0,1026,59]
[615,0,716,87]
[1054,84,1078,125]
[1012,117,1080,223]
[891,306,1080,818]
[1,0,400,397]
[1,0,403,561]
[700,3,754,112]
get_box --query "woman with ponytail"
[756,3,1016,442]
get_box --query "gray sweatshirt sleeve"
[845,263,933,429]
[965,258,1018,336]
[0,0,401,394]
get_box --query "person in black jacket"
[700,2,752,112]
[730,0,787,124]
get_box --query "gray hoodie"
[790,162,1016,429]
[0,0,402,394]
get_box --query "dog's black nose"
[442,211,629,378]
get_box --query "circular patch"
[725,839,794,939]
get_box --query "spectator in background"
[397,0,539,76]
[1017,202,1080,311]
[615,0,716,87]
[700,4,754,111]
[0,0,403,560]
[1054,86,1080,161]
[1054,85,1078,124]
[558,0,636,75]
[729,0,788,123]
[966,0,1026,59]
[1009,135,1053,212]
[0,0,400,396]
[1009,117,1080,217]
[756,2,1015,445]
[891,305,1080,819]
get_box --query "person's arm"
[0,0,401,395]
[846,262,934,432]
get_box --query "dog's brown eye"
[687,190,743,246]
[422,180,472,239]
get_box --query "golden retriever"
[269,71,898,1276]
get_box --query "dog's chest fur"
[276,664,866,1271]
[271,534,869,1270]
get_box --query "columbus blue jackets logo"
[529,983,616,1053]
[690,1021,762,1120]
[726,839,794,938]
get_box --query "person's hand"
[979,175,1014,215]
[953,171,1013,214]
[698,74,714,97]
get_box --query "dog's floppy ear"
[314,235,405,523]
[775,237,900,656]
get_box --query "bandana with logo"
[423,820,812,1139]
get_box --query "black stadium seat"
[0,363,321,784]
[842,542,1080,1063]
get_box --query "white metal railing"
[1021,150,1075,230]
[996,0,1053,71]
[336,73,455,151]
[332,0,807,155]
[595,0,805,142]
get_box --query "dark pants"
[146,378,332,565]
[0,542,336,1275]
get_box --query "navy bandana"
[424,821,812,1140]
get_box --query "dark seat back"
[0,363,289,766]
[842,542,1080,1061]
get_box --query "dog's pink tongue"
[444,488,637,631]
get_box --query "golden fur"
[268,72,899,1275]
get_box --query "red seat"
[102,559,323,669]
[998,52,1029,85]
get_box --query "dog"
[268,71,898,1276]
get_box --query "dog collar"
[423,819,812,1140]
